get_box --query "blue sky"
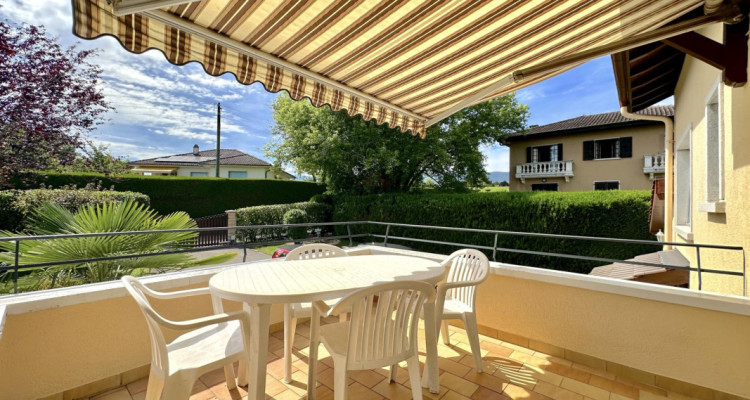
[1,0,667,173]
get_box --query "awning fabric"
[72,0,703,137]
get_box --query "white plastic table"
[209,254,445,400]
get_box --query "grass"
[473,186,509,193]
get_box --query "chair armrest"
[312,300,332,317]
[160,310,250,331]
[139,285,211,300]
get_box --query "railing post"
[696,247,702,291]
[346,224,353,247]
[226,210,237,243]
[384,224,391,247]
[492,233,498,262]
[13,240,19,294]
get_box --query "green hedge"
[0,189,150,232]
[236,201,331,241]
[12,172,327,217]
[331,191,656,273]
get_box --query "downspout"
[619,107,674,250]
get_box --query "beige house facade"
[128,145,294,180]
[613,19,749,297]
[506,107,669,192]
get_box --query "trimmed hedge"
[0,189,150,232]
[236,201,331,241]
[331,191,656,273]
[12,172,327,217]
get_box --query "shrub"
[284,209,309,241]
[12,171,327,217]
[0,188,149,232]
[236,201,331,242]
[331,191,655,273]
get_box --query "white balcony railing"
[644,153,666,179]
[515,160,574,183]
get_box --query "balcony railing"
[515,160,574,183]
[644,153,666,178]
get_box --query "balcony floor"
[90,317,698,400]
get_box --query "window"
[675,126,691,231]
[526,144,563,163]
[705,84,723,202]
[228,171,248,178]
[594,181,619,191]
[531,183,558,191]
[190,172,209,177]
[583,137,632,160]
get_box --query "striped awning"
[72,0,706,137]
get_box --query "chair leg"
[333,362,349,400]
[283,304,297,383]
[440,320,451,345]
[406,355,423,400]
[160,373,195,400]
[389,364,398,382]
[463,312,483,373]
[144,370,164,400]
[223,364,237,390]
[308,307,321,400]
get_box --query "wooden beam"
[611,52,632,110]
[662,32,724,70]
[112,0,194,16]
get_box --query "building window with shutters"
[526,144,563,162]
[583,137,632,160]
[594,181,620,190]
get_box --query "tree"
[265,93,528,194]
[0,20,112,187]
[65,141,130,176]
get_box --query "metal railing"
[0,221,744,295]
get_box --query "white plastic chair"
[308,280,436,400]
[121,276,252,400]
[435,249,490,372]
[283,243,348,383]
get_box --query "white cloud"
[481,145,510,172]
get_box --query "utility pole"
[216,102,221,178]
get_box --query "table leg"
[421,302,440,393]
[247,303,271,400]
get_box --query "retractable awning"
[72,0,718,137]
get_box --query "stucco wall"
[672,23,750,296]
[508,124,664,191]
[176,166,271,179]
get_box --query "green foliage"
[0,200,206,291]
[12,171,326,217]
[284,209,309,240]
[266,93,528,193]
[0,186,149,231]
[236,202,330,242]
[332,191,655,273]
[64,141,129,176]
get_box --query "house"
[128,145,294,179]
[612,12,749,297]
[505,106,671,191]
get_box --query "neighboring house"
[611,16,749,296]
[128,145,294,179]
[505,106,671,192]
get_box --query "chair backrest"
[443,249,490,309]
[121,276,170,378]
[330,280,435,370]
[286,243,348,260]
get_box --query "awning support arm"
[142,9,426,123]
[110,0,194,16]
[425,12,728,128]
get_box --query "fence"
[193,213,229,247]
[0,221,745,295]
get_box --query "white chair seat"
[318,321,348,357]
[167,321,245,374]
[441,296,473,317]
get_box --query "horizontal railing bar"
[0,221,367,242]
[376,234,743,277]
[0,234,370,271]
[367,221,743,251]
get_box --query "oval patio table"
[209,254,446,400]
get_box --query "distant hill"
[488,171,509,183]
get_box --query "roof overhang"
[73,1,742,135]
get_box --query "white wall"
[176,166,272,179]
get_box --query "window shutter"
[620,137,632,158]
[558,143,563,160]
[526,147,532,163]
[583,141,594,160]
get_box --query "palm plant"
[0,200,224,289]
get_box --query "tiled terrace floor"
[92,318,701,400]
